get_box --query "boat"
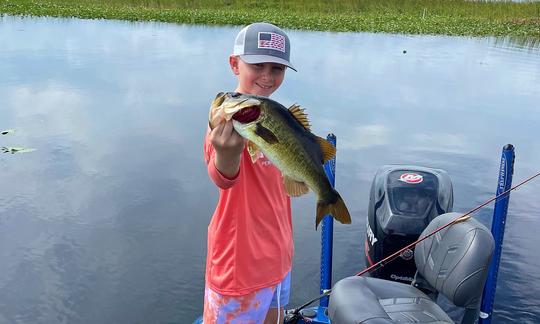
[194,142,515,324]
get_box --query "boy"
[203,22,297,323]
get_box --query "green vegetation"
[1,0,539,37]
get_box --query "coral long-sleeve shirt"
[204,131,293,296]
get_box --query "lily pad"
[1,129,15,135]
[1,147,36,154]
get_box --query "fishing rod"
[285,171,540,322]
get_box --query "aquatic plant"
[1,0,539,37]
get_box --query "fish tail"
[316,190,352,229]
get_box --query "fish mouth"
[209,93,261,128]
[232,106,261,124]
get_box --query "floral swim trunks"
[203,272,291,324]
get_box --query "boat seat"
[328,212,494,324]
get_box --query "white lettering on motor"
[366,221,378,246]
[390,274,414,282]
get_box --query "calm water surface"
[0,15,539,323]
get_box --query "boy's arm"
[204,121,245,189]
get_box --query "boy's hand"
[210,120,246,178]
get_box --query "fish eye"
[231,92,241,98]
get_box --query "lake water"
[0,14,539,323]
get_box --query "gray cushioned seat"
[328,213,494,324]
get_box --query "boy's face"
[229,56,286,97]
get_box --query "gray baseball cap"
[233,22,296,71]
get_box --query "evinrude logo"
[366,221,378,246]
[399,173,423,184]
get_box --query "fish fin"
[316,136,336,162]
[254,123,279,144]
[315,191,352,229]
[247,140,261,163]
[288,104,311,131]
[283,176,310,197]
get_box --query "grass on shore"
[1,0,539,37]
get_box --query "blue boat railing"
[320,134,336,309]
[479,144,515,323]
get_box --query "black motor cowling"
[364,165,453,284]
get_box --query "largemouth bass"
[209,92,351,229]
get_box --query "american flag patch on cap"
[258,32,286,52]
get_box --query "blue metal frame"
[479,144,515,323]
[320,134,336,309]
[294,134,337,324]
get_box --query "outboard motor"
[365,165,453,284]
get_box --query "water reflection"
[0,15,539,323]
[492,35,540,52]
